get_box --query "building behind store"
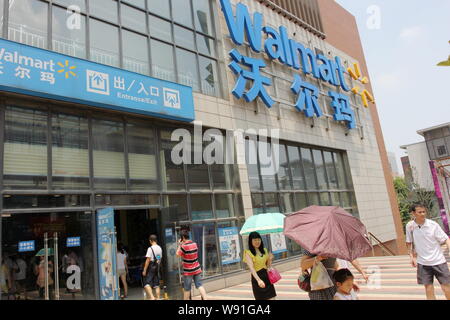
[0,0,406,300]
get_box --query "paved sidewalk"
[196,253,450,300]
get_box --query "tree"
[393,176,438,232]
[437,41,450,66]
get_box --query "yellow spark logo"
[57,60,77,79]
[347,62,374,108]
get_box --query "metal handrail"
[367,232,395,256]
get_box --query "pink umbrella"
[283,206,372,261]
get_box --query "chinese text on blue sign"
[0,38,194,122]
[219,0,368,129]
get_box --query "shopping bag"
[310,261,334,291]
[267,268,282,284]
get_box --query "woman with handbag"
[300,249,338,300]
[243,232,277,300]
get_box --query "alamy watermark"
[170,121,280,175]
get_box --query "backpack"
[149,247,161,275]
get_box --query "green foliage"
[393,176,437,232]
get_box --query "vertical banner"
[96,207,118,300]
[429,161,450,234]
[270,233,287,254]
[218,227,241,265]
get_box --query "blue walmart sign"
[220,0,356,129]
[0,38,194,122]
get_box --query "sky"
[335,0,450,175]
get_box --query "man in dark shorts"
[142,235,162,300]
[406,203,450,300]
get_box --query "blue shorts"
[183,273,203,291]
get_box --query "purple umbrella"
[283,206,372,261]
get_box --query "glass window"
[176,48,199,91]
[211,164,232,190]
[218,220,242,273]
[192,223,219,277]
[166,194,189,221]
[191,194,213,220]
[280,193,294,213]
[0,0,3,32]
[259,141,277,192]
[251,194,264,215]
[174,25,195,51]
[199,56,219,97]
[342,192,351,208]
[350,193,359,216]
[92,119,126,190]
[160,129,185,191]
[293,193,307,211]
[127,122,157,190]
[148,0,170,19]
[301,148,317,190]
[308,192,320,205]
[215,194,235,218]
[193,0,214,36]
[319,192,331,205]
[264,193,280,213]
[149,15,172,41]
[246,138,261,191]
[9,0,48,49]
[187,136,210,190]
[187,162,210,190]
[1,211,96,300]
[4,106,48,189]
[288,146,305,190]
[197,34,215,56]
[122,0,146,9]
[122,30,149,75]
[331,192,341,206]
[313,150,327,190]
[172,0,193,27]
[89,0,118,23]
[121,3,146,33]
[334,152,347,189]
[90,19,120,67]
[277,144,291,190]
[151,40,176,82]
[324,151,338,189]
[54,0,86,12]
[52,113,89,190]
[52,6,86,58]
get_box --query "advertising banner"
[218,227,241,265]
[96,207,118,300]
[0,38,194,122]
[270,233,287,254]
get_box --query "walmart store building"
[0,0,405,300]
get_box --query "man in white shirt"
[142,234,163,300]
[405,203,450,300]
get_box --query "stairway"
[202,248,450,300]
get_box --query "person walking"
[142,235,162,300]
[406,203,450,300]
[300,250,337,300]
[13,255,28,300]
[176,230,207,300]
[243,232,277,300]
[117,244,128,299]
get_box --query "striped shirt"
[177,240,202,276]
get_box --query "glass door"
[158,207,184,300]
[1,211,96,300]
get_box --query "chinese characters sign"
[220,0,375,129]
[18,240,35,252]
[0,38,194,122]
